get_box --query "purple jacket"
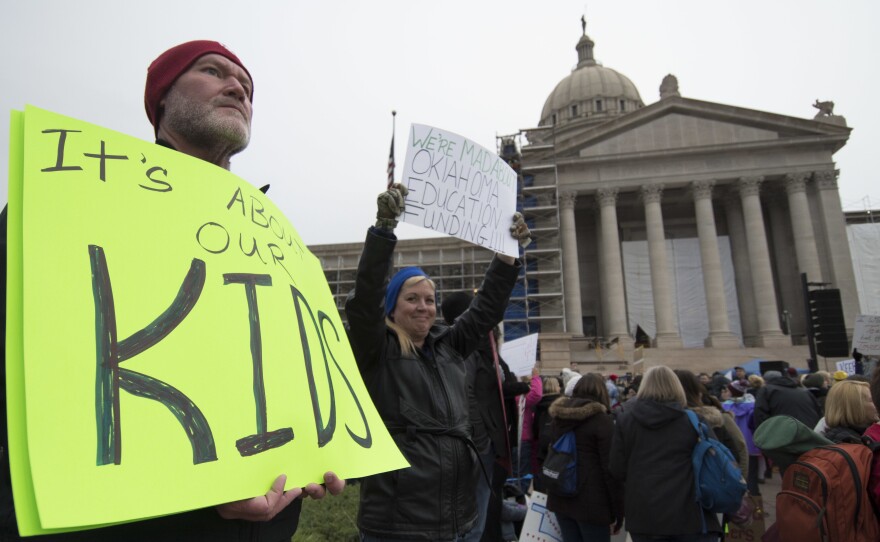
[723,398,759,455]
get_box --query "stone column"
[814,169,860,335]
[594,205,610,338]
[559,191,583,336]
[692,180,739,347]
[785,173,823,282]
[596,188,631,340]
[737,176,790,347]
[723,195,758,346]
[641,184,682,348]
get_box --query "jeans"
[557,516,610,542]
[462,447,495,542]
[515,439,533,493]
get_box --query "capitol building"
[311,23,874,374]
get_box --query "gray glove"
[509,212,532,248]
[376,183,409,230]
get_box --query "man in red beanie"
[0,40,343,541]
[145,40,254,170]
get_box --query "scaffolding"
[497,127,567,340]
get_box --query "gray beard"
[162,89,250,155]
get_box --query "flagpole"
[388,110,397,189]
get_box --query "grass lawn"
[291,482,360,541]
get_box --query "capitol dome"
[539,28,644,127]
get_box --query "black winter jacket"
[823,424,871,444]
[463,338,528,461]
[533,393,561,465]
[0,206,304,541]
[546,398,623,527]
[609,398,722,536]
[346,228,519,540]
[754,376,822,430]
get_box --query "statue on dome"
[581,15,586,35]
[659,74,680,99]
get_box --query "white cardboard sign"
[400,124,519,257]
[519,491,563,542]
[500,333,539,377]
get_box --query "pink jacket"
[520,376,543,441]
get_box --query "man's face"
[735,368,745,379]
[160,54,253,153]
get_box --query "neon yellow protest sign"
[7,106,407,535]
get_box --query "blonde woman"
[822,380,879,444]
[346,184,529,541]
[610,366,722,541]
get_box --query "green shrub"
[291,483,360,542]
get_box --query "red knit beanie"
[144,40,253,133]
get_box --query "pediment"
[579,112,783,157]
[539,97,850,159]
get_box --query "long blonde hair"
[386,275,435,356]
[637,365,687,407]
[825,380,878,428]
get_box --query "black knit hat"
[441,292,473,325]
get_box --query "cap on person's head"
[727,380,748,398]
[145,40,253,133]
[833,370,848,382]
[609,374,618,382]
[441,292,473,325]
[385,267,430,317]
[786,367,799,378]
[802,373,825,389]
[564,374,582,397]
[764,370,783,381]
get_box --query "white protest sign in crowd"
[400,124,519,258]
[500,333,539,377]
[853,314,880,356]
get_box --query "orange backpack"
[776,444,880,541]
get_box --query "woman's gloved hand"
[509,212,532,248]
[376,183,409,230]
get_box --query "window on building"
[620,100,626,111]
[571,104,578,117]
[552,113,557,125]
[595,100,603,112]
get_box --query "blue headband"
[385,267,430,316]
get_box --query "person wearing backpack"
[546,374,623,542]
[821,380,878,443]
[532,376,562,493]
[864,366,880,515]
[610,365,723,541]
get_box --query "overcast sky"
[2,0,877,245]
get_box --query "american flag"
[387,134,395,188]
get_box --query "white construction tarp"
[623,237,743,348]
[848,223,880,316]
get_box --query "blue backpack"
[685,410,747,518]
[541,430,578,496]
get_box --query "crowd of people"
[2,37,878,542]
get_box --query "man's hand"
[376,183,409,230]
[215,472,346,522]
[216,474,301,522]
[303,471,346,499]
